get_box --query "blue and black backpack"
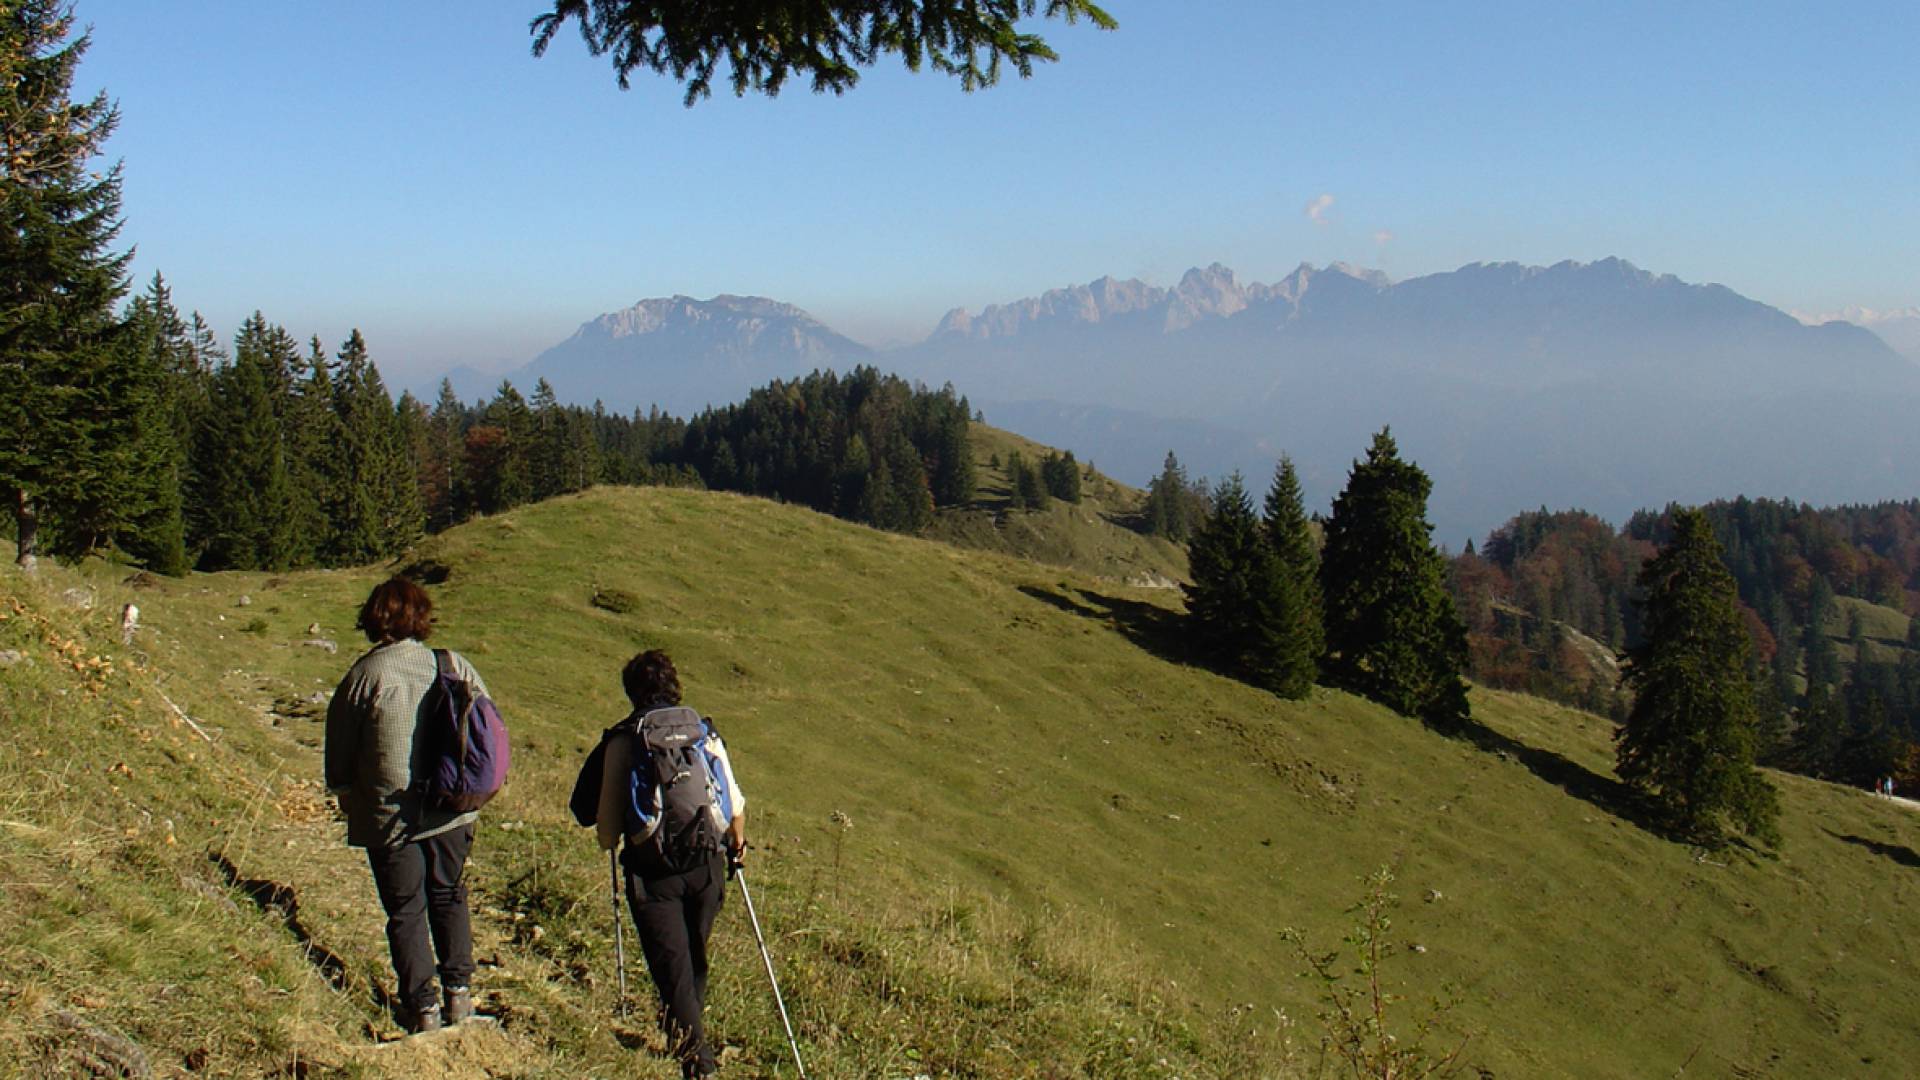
[625,706,731,870]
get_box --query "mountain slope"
[900,258,1920,542]
[12,488,1920,1076]
[482,260,1920,544]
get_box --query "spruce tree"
[563,407,603,494]
[176,313,224,557]
[1004,450,1046,511]
[284,334,341,566]
[1616,507,1781,846]
[1185,473,1290,691]
[196,345,293,570]
[482,381,534,510]
[1262,455,1323,698]
[1320,429,1470,728]
[1013,451,1049,511]
[327,330,420,562]
[116,274,192,573]
[1042,449,1082,503]
[425,379,468,529]
[0,2,133,567]
[530,377,570,500]
[931,408,976,506]
[883,432,934,531]
[1144,451,1192,540]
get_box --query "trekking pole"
[609,849,628,1018]
[731,854,808,1079]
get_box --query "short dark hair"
[356,576,434,644]
[622,649,681,708]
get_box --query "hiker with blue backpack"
[325,576,509,1035]
[571,649,745,1080]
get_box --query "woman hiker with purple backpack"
[325,576,493,1035]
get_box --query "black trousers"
[626,852,726,1077]
[366,823,476,1015]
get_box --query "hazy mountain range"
[426,259,1920,545]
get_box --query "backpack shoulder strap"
[433,648,455,680]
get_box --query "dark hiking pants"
[367,823,476,1017]
[626,852,726,1077]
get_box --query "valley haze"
[423,257,1920,546]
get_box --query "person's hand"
[725,819,746,869]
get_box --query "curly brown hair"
[622,649,682,708]
[356,576,434,644]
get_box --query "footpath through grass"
[5,484,1920,1077]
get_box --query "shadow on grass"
[1016,582,1196,671]
[211,851,394,1016]
[1446,715,1666,831]
[1018,582,1685,840]
[1825,830,1920,869]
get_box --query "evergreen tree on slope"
[1185,473,1291,691]
[116,274,194,574]
[1144,451,1193,540]
[1262,455,1323,699]
[0,1,132,567]
[196,343,293,570]
[1616,507,1781,846]
[1320,429,1470,728]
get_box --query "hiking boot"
[443,985,474,1025]
[404,1004,443,1035]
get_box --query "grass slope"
[6,485,1920,1077]
[922,425,1188,585]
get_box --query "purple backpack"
[418,649,510,813]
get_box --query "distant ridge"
[516,293,872,415]
[466,258,1920,542]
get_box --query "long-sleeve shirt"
[324,638,488,849]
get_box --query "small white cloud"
[1305,193,1335,226]
[1372,229,1393,247]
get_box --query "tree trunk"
[13,487,37,571]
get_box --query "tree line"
[17,273,982,573]
[1181,431,1469,727]
[1451,497,1920,800]
[1181,435,1777,846]
[3,3,985,576]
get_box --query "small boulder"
[301,639,338,654]
[236,595,251,607]
[0,649,24,667]
[60,587,94,610]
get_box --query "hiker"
[571,649,746,1079]
[324,576,487,1034]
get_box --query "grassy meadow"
[5,484,1920,1077]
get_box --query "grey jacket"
[324,639,487,849]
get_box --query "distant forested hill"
[1450,498,1920,787]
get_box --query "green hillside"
[922,425,1188,586]
[1826,596,1914,667]
[6,486,1920,1077]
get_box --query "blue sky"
[80,1,1919,382]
